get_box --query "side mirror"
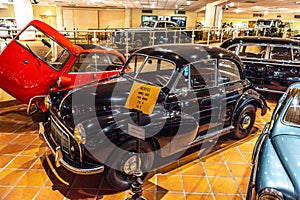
[57,76,71,88]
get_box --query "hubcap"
[241,115,251,129]
[123,154,141,175]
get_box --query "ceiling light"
[187,1,191,5]
[234,8,243,13]
[228,2,234,7]
[296,2,300,4]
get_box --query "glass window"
[283,95,300,126]
[218,59,240,84]
[69,53,124,73]
[182,60,216,90]
[15,25,70,71]
[270,46,292,61]
[125,54,175,87]
[239,44,267,58]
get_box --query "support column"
[124,8,132,28]
[56,6,63,30]
[13,0,34,29]
[204,3,223,28]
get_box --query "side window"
[157,22,165,28]
[270,46,292,61]
[293,48,300,61]
[186,60,217,90]
[239,44,267,58]
[227,44,238,53]
[15,25,70,71]
[218,59,241,84]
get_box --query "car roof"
[220,36,300,48]
[131,44,240,68]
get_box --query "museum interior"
[1,0,300,199]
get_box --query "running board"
[189,125,234,146]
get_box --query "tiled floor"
[0,96,278,200]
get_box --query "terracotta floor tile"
[236,143,255,153]
[0,186,12,199]
[20,145,41,156]
[181,162,205,176]
[67,188,100,199]
[186,193,214,200]
[0,133,18,144]
[156,175,183,192]
[156,192,185,200]
[214,194,243,200]
[234,177,250,195]
[208,177,239,194]
[242,152,253,164]
[220,151,247,164]
[101,191,126,200]
[17,170,48,186]
[11,134,38,144]
[227,163,252,177]
[0,169,26,185]
[34,186,66,199]
[203,163,231,177]
[4,187,39,200]
[6,155,36,169]
[0,155,15,168]
[201,153,223,163]
[31,157,45,170]
[0,144,28,155]
[182,176,211,193]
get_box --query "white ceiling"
[35,0,300,13]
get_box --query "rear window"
[15,25,70,71]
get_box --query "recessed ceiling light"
[296,1,300,4]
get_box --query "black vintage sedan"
[220,36,300,94]
[40,44,268,190]
[247,83,300,200]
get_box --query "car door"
[0,20,73,104]
[167,59,225,152]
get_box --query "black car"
[40,44,268,190]
[220,36,300,94]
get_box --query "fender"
[233,89,269,124]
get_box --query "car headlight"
[74,123,86,145]
[44,95,52,110]
[258,188,284,200]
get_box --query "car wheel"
[234,104,256,139]
[105,139,155,190]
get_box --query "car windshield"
[69,53,124,73]
[283,93,300,126]
[124,54,175,86]
[15,25,70,71]
[141,21,155,28]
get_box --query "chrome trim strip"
[40,122,104,175]
[255,87,284,94]
[50,114,84,163]
[27,95,46,115]
[242,59,300,68]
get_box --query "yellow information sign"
[125,81,161,115]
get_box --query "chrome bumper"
[39,122,104,175]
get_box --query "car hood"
[272,134,300,196]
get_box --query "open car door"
[0,20,75,104]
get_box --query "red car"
[0,20,126,114]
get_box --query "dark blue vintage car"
[247,83,300,200]
[40,44,268,190]
[220,37,300,94]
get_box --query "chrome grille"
[51,117,70,154]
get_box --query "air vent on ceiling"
[142,9,153,13]
[245,0,258,3]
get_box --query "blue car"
[247,83,300,200]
